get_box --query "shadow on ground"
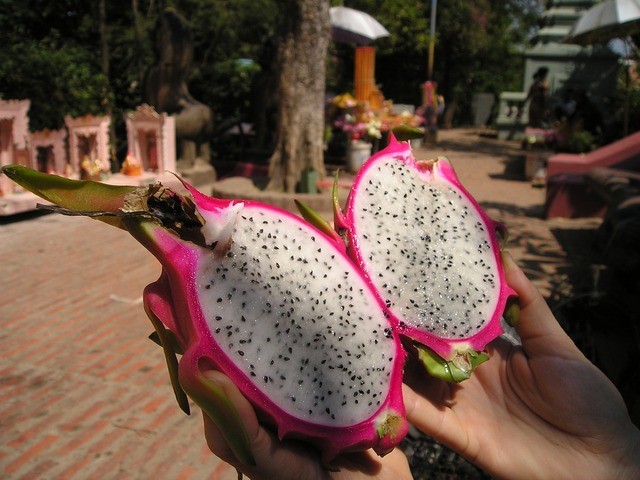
[480,201,574,297]
[434,130,522,158]
[0,209,50,225]
[489,155,532,182]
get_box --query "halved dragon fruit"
[1,166,407,463]
[333,137,515,382]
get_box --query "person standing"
[520,66,550,128]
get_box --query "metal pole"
[428,0,437,80]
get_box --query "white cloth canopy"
[565,0,640,44]
[329,6,389,45]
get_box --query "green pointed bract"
[178,356,256,466]
[374,413,405,456]
[294,199,342,245]
[148,329,184,356]
[146,311,191,415]
[1,165,136,229]
[331,170,350,244]
[391,124,425,141]
[417,346,489,383]
[331,171,342,218]
[503,297,520,327]
[149,331,162,347]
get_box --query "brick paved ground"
[0,214,239,480]
[0,128,603,479]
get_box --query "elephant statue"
[144,8,216,184]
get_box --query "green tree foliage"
[0,0,541,147]
[370,0,432,105]
[0,42,111,132]
[0,0,278,155]
[435,0,541,123]
[0,1,111,131]
[173,0,278,127]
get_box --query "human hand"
[403,252,640,480]
[201,253,640,480]
[201,369,413,480]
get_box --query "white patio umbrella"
[329,6,389,45]
[564,0,640,45]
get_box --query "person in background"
[519,67,550,128]
[418,81,440,144]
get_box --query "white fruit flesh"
[196,206,397,426]
[352,159,501,340]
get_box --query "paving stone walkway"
[0,128,603,479]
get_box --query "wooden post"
[355,46,375,104]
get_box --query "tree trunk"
[98,0,116,167]
[131,0,146,88]
[266,0,330,192]
[99,0,109,84]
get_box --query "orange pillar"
[354,46,375,104]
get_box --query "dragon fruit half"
[1,166,408,464]
[332,137,515,382]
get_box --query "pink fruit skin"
[130,181,408,461]
[335,136,515,360]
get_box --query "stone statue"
[145,8,216,185]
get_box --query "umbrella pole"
[428,0,437,79]
[355,46,375,104]
[624,38,632,136]
[428,42,435,80]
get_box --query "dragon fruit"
[332,137,515,382]
[1,166,408,463]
